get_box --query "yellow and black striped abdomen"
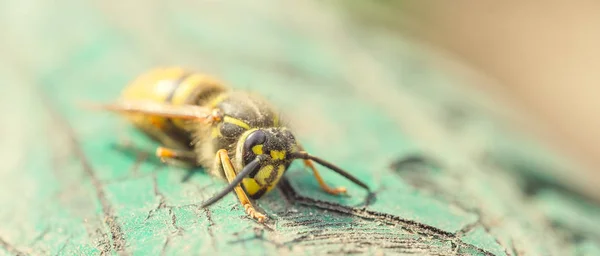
[120,67,228,150]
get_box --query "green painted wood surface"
[1,1,599,255]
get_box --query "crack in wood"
[44,103,127,255]
[94,227,111,254]
[489,228,513,256]
[54,236,71,256]
[391,155,512,255]
[227,228,283,247]
[146,173,168,221]
[510,239,521,256]
[296,236,433,247]
[145,173,185,236]
[169,208,184,235]
[278,177,496,256]
[160,237,170,256]
[28,227,50,246]
[455,219,481,237]
[181,168,204,183]
[286,222,349,232]
[194,183,216,198]
[0,235,26,256]
[389,154,442,172]
[381,243,435,251]
[203,208,217,250]
[389,155,482,215]
[455,218,512,255]
[325,248,364,255]
[281,219,321,228]
[393,154,559,256]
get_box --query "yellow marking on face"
[270,150,286,160]
[273,114,280,126]
[224,116,250,130]
[254,165,274,185]
[252,144,263,155]
[243,165,286,196]
[266,165,285,192]
[242,178,261,196]
[235,128,259,168]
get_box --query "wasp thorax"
[242,128,296,165]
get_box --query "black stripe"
[264,165,280,186]
[249,165,280,199]
[249,187,267,199]
[161,73,193,148]
[240,181,267,199]
[165,73,192,102]
[240,182,248,195]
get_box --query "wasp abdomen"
[120,67,228,150]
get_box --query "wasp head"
[235,127,298,198]
[240,128,298,165]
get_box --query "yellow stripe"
[242,178,261,196]
[207,94,227,108]
[171,74,204,128]
[273,114,280,126]
[266,165,285,192]
[171,74,203,105]
[255,165,274,185]
[122,67,185,102]
[121,68,185,133]
[224,116,250,130]
[270,150,286,160]
[211,125,222,138]
[252,144,263,155]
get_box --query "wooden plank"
[0,0,598,255]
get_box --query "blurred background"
[366,1,600,186]
[0,0,599,255]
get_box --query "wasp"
[94,67,370,222]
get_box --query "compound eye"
[243,130,267,164]
[245,130,266,149]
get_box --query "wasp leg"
[214,149,266,222]
[303,159,347,195]
[156,147,197,167]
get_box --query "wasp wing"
[85,100,213,121]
